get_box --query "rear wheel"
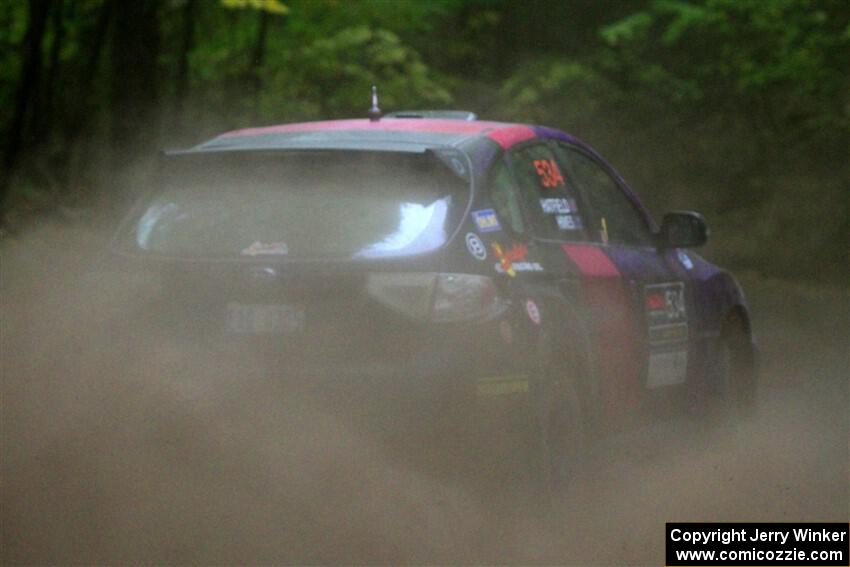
[535,371,585,496]
[528,328,592,510]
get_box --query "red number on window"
[532,159,565,188]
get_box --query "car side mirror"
[659,211,709,248]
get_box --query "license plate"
[646,349,688,388]
[226,303,305,335]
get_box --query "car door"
[548,141,695,420]
[498,141,596,292]
[496,141,641,425]
[480,147,548,280]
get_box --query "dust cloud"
[1,218,847,565]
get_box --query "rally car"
[112,108,757,492]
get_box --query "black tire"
[534,369,585,496]
[718,314,757,417]
[702,311,758,428]
[528,324,593,508]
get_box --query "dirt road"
[2,221,847,564]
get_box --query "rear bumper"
[264,315,530,394]
[209,316,538,443]
[268,322,540,476]
[149,287,541,427]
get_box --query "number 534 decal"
[533,159,565,188]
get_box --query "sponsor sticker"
[241,241,288,256]
[492,242,541,276]
[471,209,501,232]
[451,157,466,176]
[465,232,487,260]
[540,198,572,214]
[646,349,688,388]
[677,249,694,270]
[644,283,689,380]
[476,374,529,397]
[649,324,689,344]
[525,299,541,325]
[646,292,665,311]
[556,214,583,230]
[495,261,543,274]
[492,242,521,276]
[645,282,687,328]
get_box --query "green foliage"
[1,0,846,279]
[599,12,654,45]
[499,58,611,127]
[274,26,451,119]
[221,0,289,15]
[0,1,26,136]
[598,0,850,143]
[167,1,453,131]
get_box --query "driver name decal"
[556,214,583,230]
[539,198,574,214]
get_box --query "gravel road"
[2,222,847,564]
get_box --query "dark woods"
[2,0,159,212]
[1,0,847,279]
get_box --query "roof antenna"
[368,85,381,122]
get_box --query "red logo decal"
[492,242,528,278]
[646,293,665,310]
[503,243,528,262]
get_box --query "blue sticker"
[451,157,466,176]
[677,249,694,270]
[471,209,501,232]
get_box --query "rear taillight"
[431,273,501,323]
[366,272,506,323]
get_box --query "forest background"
[1,0,847,281]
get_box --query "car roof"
[183,118,553,155]
[165,115,656,230]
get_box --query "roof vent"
[368,85,381,122]
[385,110,478,121]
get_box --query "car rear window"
[118,150,469,260]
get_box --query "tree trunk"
[81,0,113,93]
[250,8,269,121]
[36,0,65,143]
[1,0,52,214]
[59,0,113,201]
[109,0,160,206]
[174,0,196,135]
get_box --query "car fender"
[703,270,753,342]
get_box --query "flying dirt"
[1,218,847,564]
